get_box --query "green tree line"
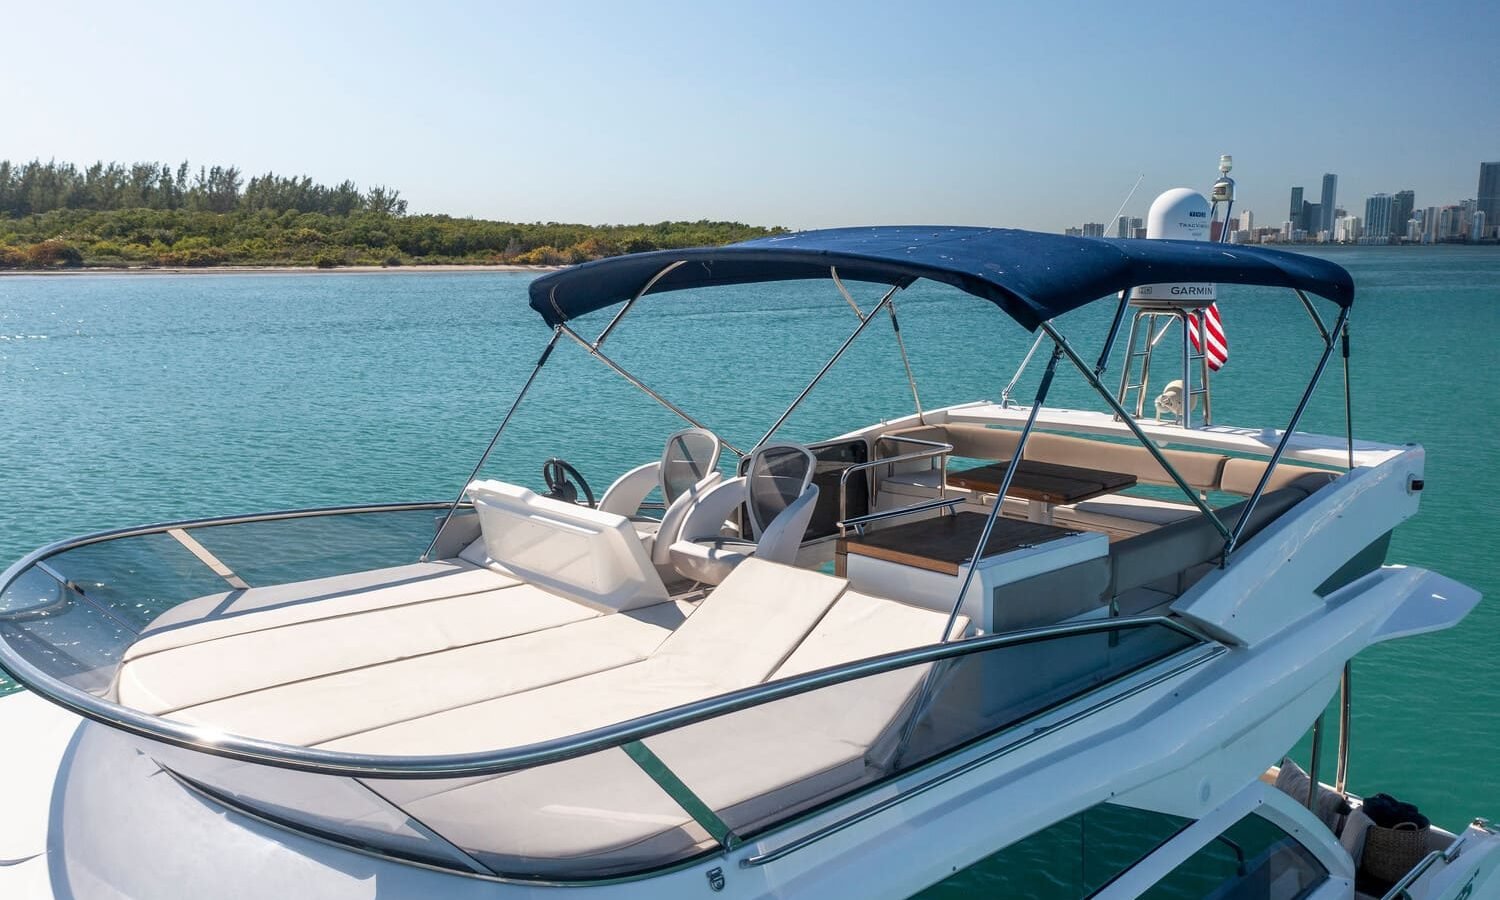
[0,159,781,269]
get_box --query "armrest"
[676,477,748,544]
[756,484,819,565]
[597,461,660,517]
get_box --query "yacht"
[1,188,1494,898]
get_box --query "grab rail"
[0,509,1217,780]
[1380,832,1470,900]
[838,435,953,536]
[838,497,966,533]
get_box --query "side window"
[915,803,1189,899]
[1140,812,1328,900]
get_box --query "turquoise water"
[1,248,1496,876]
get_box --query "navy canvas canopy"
[528,226,1354,331]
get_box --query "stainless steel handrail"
[838,497,966,533]
[838,435,953,537]
[0,516,1217,778]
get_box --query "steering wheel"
[541,458,596,508]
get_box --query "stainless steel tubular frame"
[1307,713,1325,813]
[593,260,687,350]
[1224,305,1350,557]
[1041,321,1231,541]
[1000,331,1046,407]
[755,284,901,450]
[837,497,966,533]
[0,512,1212,779]
[830,267,924,422]
[424,329,560,561]
[1095,291,1131,377]
[837,435,954,537]
[1335,660,1352,794]
[556,323,745,458]
[939,345,1062,642]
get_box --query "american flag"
[1188,304,1228,371]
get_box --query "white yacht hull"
[2,556,1487,899]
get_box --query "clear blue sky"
[3,0,1496,231]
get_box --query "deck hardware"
[1408,477,1424,494]
[706,867,725,891]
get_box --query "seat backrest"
[878,423,1021,462]
[745,443,817,538]
[1106,484,1317,598]
[467,479,669,611]
[660,427,722,505]
[1023,432,1227,491]
[1219,457,1336,496]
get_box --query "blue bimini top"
[527,225,1354,332]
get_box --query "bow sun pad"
[528,226,1355,331]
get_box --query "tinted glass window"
[914,803,1190,899]
[1139,813,1328,900]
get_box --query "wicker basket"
[1362,821,1428,884]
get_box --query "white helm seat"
[669,443,819,585]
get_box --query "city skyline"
[1064,160,1497,244]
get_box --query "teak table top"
[946,459,1137,506]
[837,511,1080,576]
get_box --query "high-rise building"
[1319,173,1337,237]
[1473,211,1487,242]
[1116,215,1131,238]
[1289,187,1304,231]
[1239,209,1253,233]
[1390,191,1415,239]
[1082,222,1105,238]
[1422,206,1441,243]
[1364,194,1393,240]
[1064,226,1083,237]
[1302,202,1320,239]
[1477,162,1500,240]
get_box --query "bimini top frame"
[527,226,1354,332]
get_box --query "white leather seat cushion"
[168,601,693,746]
[1055,493,1201,531]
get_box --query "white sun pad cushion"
[320,558,849,756]
[128,560,514,655]
[167,601,694,746]
[115,562,596,716]
[372,588,967,867]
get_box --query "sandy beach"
[0,263,562,277]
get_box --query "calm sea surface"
[1,248,1496,889]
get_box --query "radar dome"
[1130,188,1217,305]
